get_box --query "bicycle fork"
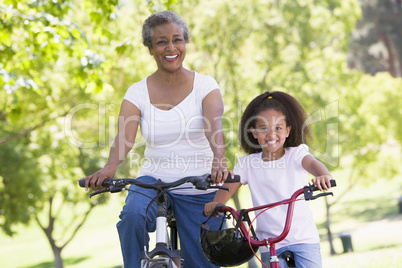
[140,193,181,267]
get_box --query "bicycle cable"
[140,186,195,253]
[246,198,303,268]
[129,183,214,260]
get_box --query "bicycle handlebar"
[310,179,336,191]
[216,179,337,248]
[78,173,240,197]
[304,179,336,200]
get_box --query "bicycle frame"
[140,187,181,268]
[79,173,239,268]
[218,180,336,268]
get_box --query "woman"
[82,11,229,267]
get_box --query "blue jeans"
[260,243,322,268]
[116,176,221,268]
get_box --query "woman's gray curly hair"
[142,10,190,49]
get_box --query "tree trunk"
[378,30,396,77]
[39,218,65,268]
[53,246,64,268]
[35,197,65,268]
[325,196,337,255]
[35,195,95,268]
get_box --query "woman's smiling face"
[251,108,291,160]
[149,22,186,73]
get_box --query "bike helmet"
[200,217,258,266]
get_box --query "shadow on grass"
[23,256,93,268]
[323,196,400,227]
[316,210,399,232]
[368,243,400,251]
[316,195,400,243]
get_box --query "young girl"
[204,91,333,268]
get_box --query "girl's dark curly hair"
[239,91,311,154]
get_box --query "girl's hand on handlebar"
[311,175,333,191]
[204,202,219,217]
[79,164,117,191]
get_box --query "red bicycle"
[200,179,336,268]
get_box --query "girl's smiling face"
[251,109,291,161]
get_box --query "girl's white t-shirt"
[123,71,219,195]
[234,144,320,252]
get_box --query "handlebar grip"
[78,179,86,187]
[225,174,240,183]
[78,178,114,188]
[311,179,336,191]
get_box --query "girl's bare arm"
[302,155,333,191]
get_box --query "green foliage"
[180,0,364,169]
[0,0,120,236]
[0,140,42,235]
[147,0,179,12]
[0,0,401,265]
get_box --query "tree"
[348,0,402,77]
[2,0,402,266]
[174,0,402,256]
[0,0,122,267]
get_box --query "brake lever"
[209,185,229,191]
[212,203,225,217]
[89,185,127,197]
[109,185,126,193]
[304,187,333,200]
[89,189,111,198]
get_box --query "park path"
[322,214,402,267]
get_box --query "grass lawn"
[1,176,402,267]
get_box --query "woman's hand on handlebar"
[211,167,234,185]
[211,157,234,184]
[311,175,333,191]
[80,163,117,191]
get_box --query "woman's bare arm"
[82,100,140,191]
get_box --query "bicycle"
[200,179,336,268]
[79,173,239,268]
